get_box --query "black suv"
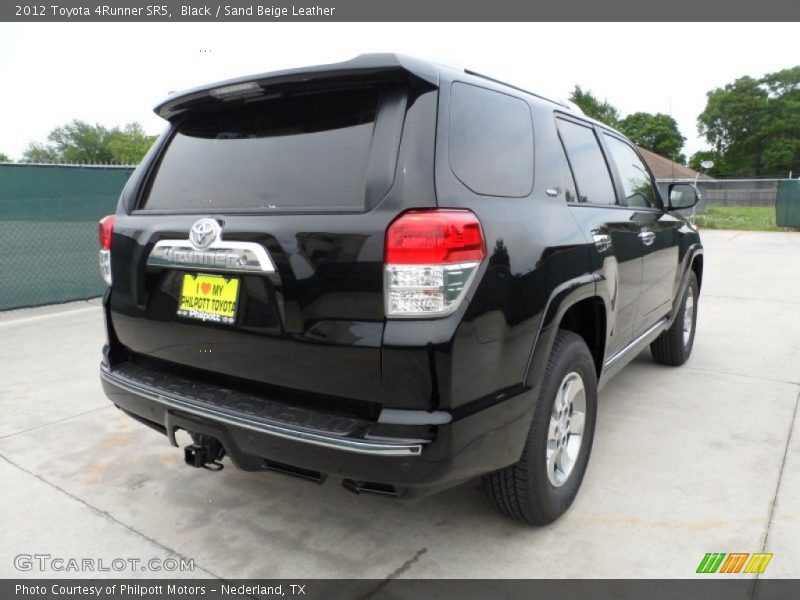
[99,54,703,524]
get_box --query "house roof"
[637,147,712,180]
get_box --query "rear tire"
[483,330,597,525]
[650,272,698,366]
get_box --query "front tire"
[483,330,598,525]
[650,272,698,366]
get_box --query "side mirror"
[668,183,700,210]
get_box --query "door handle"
[592,233,612,253]
[639,230,656,246]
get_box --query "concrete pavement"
[0,230,798,579]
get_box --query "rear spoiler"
[154,53,439,120]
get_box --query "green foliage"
[688,150,720,173]
[48,120,117,163]
[0,152,11,162]
[107,123,157,165]
[21,120,157,165]
[20,142,59,163]
[568,86,687,164]
[698,66,800,177]
[618,112,686,164]
[693,206,777,231]
[568,86,621,127]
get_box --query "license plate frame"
[177,272,241,325]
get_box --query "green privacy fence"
[0,163,134,310]
[776,179,800,227]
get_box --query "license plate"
[177,273,240,325]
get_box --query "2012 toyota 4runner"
[98,54,703,524]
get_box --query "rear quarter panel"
[427,75,592,411]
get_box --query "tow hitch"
[183,434,226,471]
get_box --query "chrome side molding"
[604,317,668,368]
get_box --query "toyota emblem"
[189,218,221,250]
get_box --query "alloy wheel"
[546,371,586,487]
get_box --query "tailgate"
[109,212,390,409]
[106,77,438,415]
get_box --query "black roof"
[154,53,609,129]
[154,53,439,119]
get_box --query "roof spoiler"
[154,53,439,120]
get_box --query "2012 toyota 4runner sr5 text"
[98,54,703,524]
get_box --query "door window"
[556,119,616,205]
[603,135,659,209]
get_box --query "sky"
[0,22,797,161]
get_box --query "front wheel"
[650,271,698,366]
[483,330,597,525]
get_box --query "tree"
[21,120,156,165]
[688,150,720,173]
[568,86,687,164]
[697,67,800,177]
[697,76,769,177]
[0,152,10,162]
[107,123,157,165]
[568,86,620,127]
[618,112,686,164]
[21,142,58,163]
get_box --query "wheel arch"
[667,245,703,329]
[556,296,607,378]
[691,252,703,292]
[524,275,605,389]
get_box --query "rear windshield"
[141,87,379,212]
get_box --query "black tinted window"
[557,119,616,204]
[603,135,658,208]
[541,132,578,203]
[449,83,533,197]
[142,88,379,212]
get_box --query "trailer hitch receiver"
[184,434,226,471]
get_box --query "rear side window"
[141,88,379,212]
[448,82,533,197]
[557,119,616,205]
[603,134,658,208]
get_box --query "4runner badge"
[147,219,276,274]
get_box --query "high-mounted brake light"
[209,81,261,99]
[98,215,115,285]
[384,209,486,318]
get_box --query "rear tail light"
[384,209,486,318]
[98,215,115,285]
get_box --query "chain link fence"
[656,178,800,214]
[0,163,134,311]
[657,177,800,228]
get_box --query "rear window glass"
[141,88,379,212]
[448,82,533,197]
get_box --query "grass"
[693,206,778,231]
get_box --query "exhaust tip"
[262,459,326,484]
[342,479,398,497]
